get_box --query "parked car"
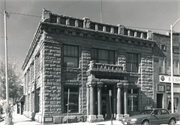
[122,108,180,125]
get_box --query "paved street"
[1,113,180,125]
[0,113,123,125]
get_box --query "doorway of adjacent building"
[101,84,114,120]
[157,94,163,108]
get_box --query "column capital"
[97,82,103,88]
[124,82,129,86]
[117,83,123,88]
[88,82,96,87]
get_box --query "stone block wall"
[79,48,91,114]
[140,56,154,110]
[42,41,62,117]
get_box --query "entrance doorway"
[101,84,114,120]
[157,94,163,108]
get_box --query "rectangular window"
[174,60,179,75]
[161,45,166,51]
[128,88,139,111]
[63,45,79,68]
[31,63,34,82]
[92,48,115,64]
[126,53,139,72]
[64,86,79,113]
[173,46,179,54]
[36,55,40,77]
[159,59,163,74]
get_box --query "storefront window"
[64,86,79,113]
[128,88,138,111]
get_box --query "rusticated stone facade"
[22,9,166,124]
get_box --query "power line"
[3,11,170,32]
[9,12,41,18]
[9,11,170,32]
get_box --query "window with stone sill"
[173,46,179,54]
[161,45,166,51]
[126,53,139,72]
[63,44,79,68]
[159,59,164,74]
[64,86,79,113]
[174,60,179,75]
[36,54,40,77]
[30,63,34,82]
[92,48,115,64]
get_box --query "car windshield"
[139,110,153,115]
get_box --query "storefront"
[158,75,180,112]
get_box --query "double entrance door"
[98,85,114,120]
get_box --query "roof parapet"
[41,9,153,40]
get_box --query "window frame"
[126,53,139,72]
[127,88,139,112]
[63,86,79,113]
[63,44,79,68]
[92,48,115,64]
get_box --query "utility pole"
[4,10,9,106]
[100,0,103,23]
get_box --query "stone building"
[152,32,180,111]
[22,9,166,123]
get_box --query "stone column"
[90,85,94,115]
[124,82,129,117]
[86,85,90,116]
[97,82,104,121]
[116,83,123,120]
[87,83,96,122]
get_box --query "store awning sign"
[159,75,180,83]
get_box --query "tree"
[0,59,23,104]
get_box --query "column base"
[87,115,97,122]
[97,115,104,121]
[116,114,123,121]
[124,114,129,117]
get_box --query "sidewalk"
[0,114,123,125]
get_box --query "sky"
[0,0,180,73]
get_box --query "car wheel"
[169,119,175,125]
[142,120,149,125]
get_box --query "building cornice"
[21,9,158,71]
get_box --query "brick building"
[21,9,178,123]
